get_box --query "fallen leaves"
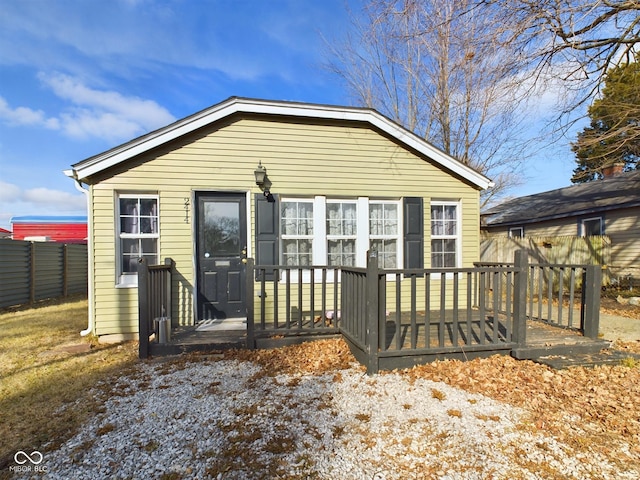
[221,338,358,375]
[195,336,640,471]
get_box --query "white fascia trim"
[71,98,493,190]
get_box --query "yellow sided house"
[67,97,608,371]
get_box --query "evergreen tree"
[571,61,640,183]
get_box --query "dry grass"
[0,296,137,470]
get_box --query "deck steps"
[149,331,246,357]
[529,349,640,369]
[511,339,611,360]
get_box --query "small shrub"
[620,356,639,368]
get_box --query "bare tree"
[481,0,640,115]
[325,0,535,203]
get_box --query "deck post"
[512,250,528,347]
[366,250,380,375]
[581,265,602,339]
[246,258,256,349]
[164,258,174,327]
[137,258,150,359]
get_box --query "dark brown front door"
[196,192,247,320]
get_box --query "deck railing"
[475,260,602,337]
[341,250,529,374]
[137,257,174,359]
[246,259,341,348]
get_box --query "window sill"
[116,277,138,288]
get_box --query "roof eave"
[482,200,640,227]
[70,97,493,190]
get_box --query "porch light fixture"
[254,161,267,187]
[254,161,271,197]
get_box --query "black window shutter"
[255,193,279,280]
[404,197,424,270]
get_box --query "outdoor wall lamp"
[254,161,272,197]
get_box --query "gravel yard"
[17,339,640,480]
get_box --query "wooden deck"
[148,314,610,365]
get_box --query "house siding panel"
[87,117,481,336]
[605,206,640,278]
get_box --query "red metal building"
[10,216,87,244]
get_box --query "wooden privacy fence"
[480,235,610,283]
[0,238,88,309]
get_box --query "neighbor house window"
[369,202,400,268]
[509,227,524,238]
[581,217,603,236]
[281,200,314,266]
[430,202,459,268]
[117,194,159,285]
[327,200,357,266]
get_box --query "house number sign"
[184,198,190,223]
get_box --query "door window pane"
[203,201,240,256]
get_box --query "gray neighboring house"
[481,168,640,280]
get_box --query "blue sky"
[0,0,580,231]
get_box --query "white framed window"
[509,227,524,238]
[327,200,358,266]
[281,199,314,266]
[581,217,603,236]
[369,201,400,269]
[277,197,402,273]
[117,194,159,286]
[430,202,459,268]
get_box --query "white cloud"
[1,73,176,142]
[41,72,175,131]
[22,187,86,210]
[0,96,60,130]
[0,180,22,202]
[59,109,148,140]
[0,181,86,213]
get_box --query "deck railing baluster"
[452,272,459,347]
[395,273,402,350]
[410,274,417,349]
[466,272,472,346]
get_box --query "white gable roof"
[66,97,493,189]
